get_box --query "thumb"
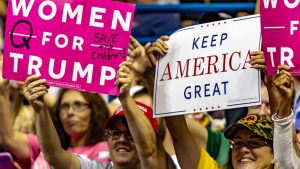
[144,42,152,51]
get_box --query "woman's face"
[231,128,273,169]
[59,90,92,139]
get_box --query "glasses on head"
[107,129,133,141]
[230,138,270,149]
[60,101,90,113]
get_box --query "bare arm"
[23,75,80,169]
[129,36,210,168]
[185,116,208,149]
[0,83,30,161]
[117,61,162,169]
[165,116,200,169]
[0,0,6,19]
[0,53,30,161]
[255,0,260,14]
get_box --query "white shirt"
[272,112,300,169]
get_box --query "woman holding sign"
[19,59,176,169]
[0,75,110,169]
[145,36,276,169]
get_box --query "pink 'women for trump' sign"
[3,0,135,95]
[260,0,300,76]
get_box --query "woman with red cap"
[21,60,175,169]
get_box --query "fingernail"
[275,70,280,76]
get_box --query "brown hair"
[51,89,109,149]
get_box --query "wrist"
[144,66,155,77]
[118,93,130,101]
[278,104,292,118]
[144,69,155,83]
[277,113,288,119]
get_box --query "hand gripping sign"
[260,0,300,76]
[154,15,261,117]
[3,0,135,95]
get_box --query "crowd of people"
[1,0,300,169]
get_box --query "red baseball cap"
[105,101,159,133]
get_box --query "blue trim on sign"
[175,27,195,33]
[233,15,260,22]
[259,33,262,50]
[227,101,260,107]
[154,59,160,115]
[155,110,187,115]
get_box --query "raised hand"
[274,65,293,97]
[128,36,152,76]
[23,75,48,112]
[146,35,169,66]
[272,65,294,118]
[249,51,266,70]
[115,61,134,98]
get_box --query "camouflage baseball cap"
[224,114,273,141]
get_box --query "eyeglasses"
[230,138,270,149]
[107,129,133,141]
[60,101,90,113]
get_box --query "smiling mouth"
[116,148,130,153]
[238,158,255,163]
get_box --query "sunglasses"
[230,138,271,149]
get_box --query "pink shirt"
[28,134,110,169]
